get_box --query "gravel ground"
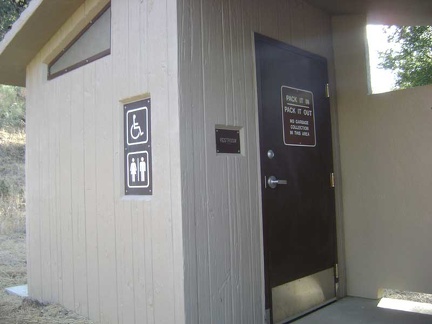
[383,288,432,304]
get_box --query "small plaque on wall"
[215,127,241,154]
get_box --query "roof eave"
[0,0,84,87]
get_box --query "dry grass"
[0,235,94,324]
[0,128,93,323]
[0,128,26,235]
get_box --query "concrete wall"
[178,0,343,322]
[333,15,432,299]
[25,0,184,323]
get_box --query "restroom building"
[0,0,431,323]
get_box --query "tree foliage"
[379,26,432,89]
[0,1,29,129]
[0,0,30,41]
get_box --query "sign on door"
[281,86,316,147]
[124,98,152,195]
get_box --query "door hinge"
[335,263,339,280]
[335,263,340,294]
[330,172,335,188]
[325,83,330,98]
[334,263,339,298]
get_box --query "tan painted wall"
[25,0,344,322]
[333,15,432,299]
[178,0,343,322]
[25,0,184,323]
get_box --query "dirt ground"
[0,234,93,324]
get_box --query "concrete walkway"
[293,297,432,324]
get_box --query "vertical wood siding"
[25,0,184,323]
[178,0,341,322]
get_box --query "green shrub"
[0,85,26,130]
[0,180,10,197]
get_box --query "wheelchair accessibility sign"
[126,106,148,145]
[124,98,152,195]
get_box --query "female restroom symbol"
[130,158,137,182]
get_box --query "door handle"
[267,176,288,189]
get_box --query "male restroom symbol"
[139,157,146,182]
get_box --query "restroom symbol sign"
[124,98,152,196]
[127,151,150,189]
[126,106,148,145]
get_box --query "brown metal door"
[255,34,337,323]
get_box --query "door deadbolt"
[267,176,288,189]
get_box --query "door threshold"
[277,297,337,324]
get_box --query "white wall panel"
[25,0,184,323]
[25,0,340,322]
[83,62,100,322]
[26,56,42,301]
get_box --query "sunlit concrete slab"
[294,297,432,324]
[5,285,28,298]
[378,298,432,315]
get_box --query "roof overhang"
[1,0,431,87]
[306,0,432,24]
[0,0,84,87]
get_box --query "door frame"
[252,32,346,322]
